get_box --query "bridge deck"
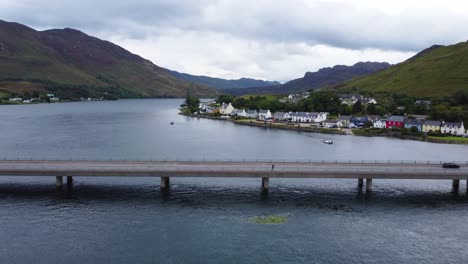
[0,160,467,180]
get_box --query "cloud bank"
[1,0,467,81]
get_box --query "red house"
[385,116,405,128]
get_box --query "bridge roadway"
[0,160,467,192]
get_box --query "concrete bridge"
[0,159,467,193]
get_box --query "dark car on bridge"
[442,163,460,169]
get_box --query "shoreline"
[181,113,468,145]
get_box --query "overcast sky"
[1,0,468,82]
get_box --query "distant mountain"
[167,69,281,90]
[332,41,468,98]
[0,20,217,99]
[225,62,391,96]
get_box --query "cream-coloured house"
[220,102,234,115]
[422,120,441,133]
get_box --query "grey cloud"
[1,0,468,52]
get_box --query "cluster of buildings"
[338,94,377,106]
[7,93,59,104]
[198,101,466,136]
[337,115,466,136]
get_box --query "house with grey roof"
[422,120,441,133]
[404,119,424,132]
[258,109,272,120]
[273,112,290,121]
[441,122,465,136]
[245,110,258,119]
[231,109,247,117]
[385,115,405,128]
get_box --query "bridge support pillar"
[358,178,364,188]
[56,176,63,188]
[366,178,373,193]
[452,179,460,193]
[261,177,269,192]
[161,177,170,191]
[67,176,73,185]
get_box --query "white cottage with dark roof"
[441,122,465,136]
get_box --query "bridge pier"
[261,177,269,192]
[67,176,73,185]
[366,178,373,193]
[161,177,170,191]
[358,178,364,188]
[452,179,460,193]
[56,176,63,188]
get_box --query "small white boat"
[323,139,333,144]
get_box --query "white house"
[220,102,234,115]
[309,112,329,122]
[245,110,258,119]
[362,98,378,104]
[373,119,386,129]
[273,112,290,121]
[231,109,247,117]
[441,122,465,136]
[258,109,272,120]
[290,112,310,123]
[289,112,328,123]
[323,119,343,128]
[8,98,22,101]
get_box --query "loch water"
[0,99,467,263]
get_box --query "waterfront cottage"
[441,122,465,136]
[350,116,369,127]
[323,119,343,128]
[385,116,405,129]
[338,115,352,127]
[290,112,310,123]
[373,119,386,129]
[205,106,220,114]
[404,119,424,132]
[309,112,329,122]
[422,120,441,133]
[258,109,272,120]
[220,102,234,115]
[245,110,258,119]
[231,109,247,117]
[273,112,290,121]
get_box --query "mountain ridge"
[225,62,391,95]
[166,69,281,90]
[0,19,218,99]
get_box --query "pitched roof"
[387,115,405,122]
[338,115,352,121]
[442,122,464,128]
[423,120,441,126]
[324,119,339,123]
[405,119,424,126]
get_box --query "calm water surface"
[0,99,467,263]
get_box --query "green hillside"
[333,42,468,98]
[0,20,218,100]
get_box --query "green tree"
[185,93,200,114]
[352,101,362,114]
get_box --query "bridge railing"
[0,156,467,165]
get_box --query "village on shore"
[188,93,467,137]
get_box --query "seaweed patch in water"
[251,215,288,224]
